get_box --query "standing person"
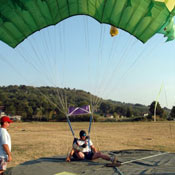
[0,116,13,175]
[66,130,121,166]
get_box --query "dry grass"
[7,121,175,168]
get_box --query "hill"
[0,85,164,121]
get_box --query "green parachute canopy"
[0,0,175,48]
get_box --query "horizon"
[0,84,172,110]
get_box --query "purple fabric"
[68,105,91,116]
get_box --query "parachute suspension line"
[54,88,67,115]
[83,16,94,121]
[103,39,141,97]
[16,43,68,115]
[44,27,68,114]
[95,37,137,105]
[61,20,71,154]
[16,42,51,86]
[93,36,119,103]
[24,37,45,69]
[60,22,69,114]
[89,106,100,151]
[16,46,53,84]
[106,37,164,99]
[154,82,164,122]
[117,37,163,82]
[36,88,66,115]
[45,22,68,116]
[36,30,56,84]
[40,27,57,84]
[83,16,91,104]
[0,49,67,116]
[46,26,61,85]
[162,85,174,146]
[82,16,100,153]
[83,16,90,58]
[162,83,174,143]
[121,152,169,165]
[16,38,55,86]
[51,26,60,84]
[93,34,120,103]
[0,53,27,83]
[83,16,92,101]
[53,25,60,86]
[91,24,106,109]
[93,35,136,108]
[90,30,122,108]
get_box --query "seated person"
[66,130,120,166]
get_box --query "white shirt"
[0,128,11,158]
[77,139,93,152]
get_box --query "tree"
[99,102,111,114]
[114,106,127,116]
[126,107,133,118]
[170,106,175,119]
[149,101,164,118]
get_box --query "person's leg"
[74,151,85,160]
[66,149,85,161]
[0,170,4,175]
[92,151,121,166]
[92,151,111,161]
[0,158,7,175]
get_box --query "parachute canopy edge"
[0,0,175,48]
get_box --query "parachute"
[0,0,175,48]
[0,2,175,171]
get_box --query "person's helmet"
[79,130,86,138]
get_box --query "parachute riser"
[66,115,75,137]
[88,115,93,136]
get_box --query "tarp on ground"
[6,150,175,175]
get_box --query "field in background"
[8,121,175,168]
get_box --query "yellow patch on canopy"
[110,26,119,37]
[155,0,175,11]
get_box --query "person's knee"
[77,152,85,159]
[97,151,102,156]
[94,151,102,158]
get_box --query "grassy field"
[7,121,175,168]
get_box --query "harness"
[73,136,90,152]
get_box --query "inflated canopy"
[0,0,175,48]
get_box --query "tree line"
[0,85,174,121]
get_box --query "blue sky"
[0,16,175,109]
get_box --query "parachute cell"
[0,0,175,48]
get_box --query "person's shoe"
[106,161,121,167]
[112,155,117,164]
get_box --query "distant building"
[0,106,22,121]
[0,106,4,116]
[0,106,5,117]
[143,113,149,117]
[106,114,114,118]
[10,115,22,121]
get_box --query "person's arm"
[3,144,12,162]
[91,145,97,153]
[66,148,75,162]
